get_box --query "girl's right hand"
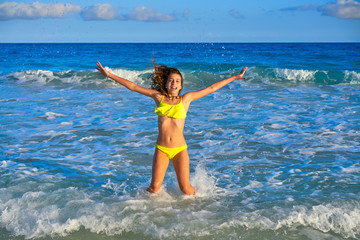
[96,61,109,78]
[233,67,247,80]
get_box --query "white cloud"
[0,1,81,20]
[319,0,360,19]
[281,4,318,12]
[82,5,176,22]
[126,6,175,22]
[281,0,360,19]
[0,2,177,22]
[81,3,123,21]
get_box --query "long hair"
[149,59,183,97]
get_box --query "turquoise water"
[0,43,360,239]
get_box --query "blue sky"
[0,0,359,42]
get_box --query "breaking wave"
[1,66,359,90]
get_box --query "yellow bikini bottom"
[155,143,187,160]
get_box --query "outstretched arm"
[183,67,247,102]
[96,61,159,98]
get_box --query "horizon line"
[1,41,359,44]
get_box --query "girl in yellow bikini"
[96,61,247,195]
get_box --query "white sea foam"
[341,164,360,173]
[5,67,360,89]
[5,68,152,88]
[0,161,7,168]
[278,203,360,238]
[190,164,222,197]
[60,121,73,125]
[79,136,95,142]
[13,70,54,84]
[108,67,152,85]
[9,69,82,86]
[222,202,360,239]
[40,112,66,120]
[102,179,129,196]
[274,68,318,82]
[243,180,263,190]
[345,70,360,85]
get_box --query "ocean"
[0,43,359,240]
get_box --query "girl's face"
[166,73,182,95]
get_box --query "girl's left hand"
[96,61,109,78]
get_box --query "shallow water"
[1,43,360,239]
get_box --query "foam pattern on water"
[1,43,360,239]
[1,78,359,239]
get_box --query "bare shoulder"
[153,92,163,105]
[181,90,206,104]
[181,92,192,103]
[181,92,196,107]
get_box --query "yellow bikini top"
[154,96,187,119]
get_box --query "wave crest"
[2,68,151,89]
[2,67,359,89]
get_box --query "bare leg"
[147,148,170,193]
[172,149,195,195]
